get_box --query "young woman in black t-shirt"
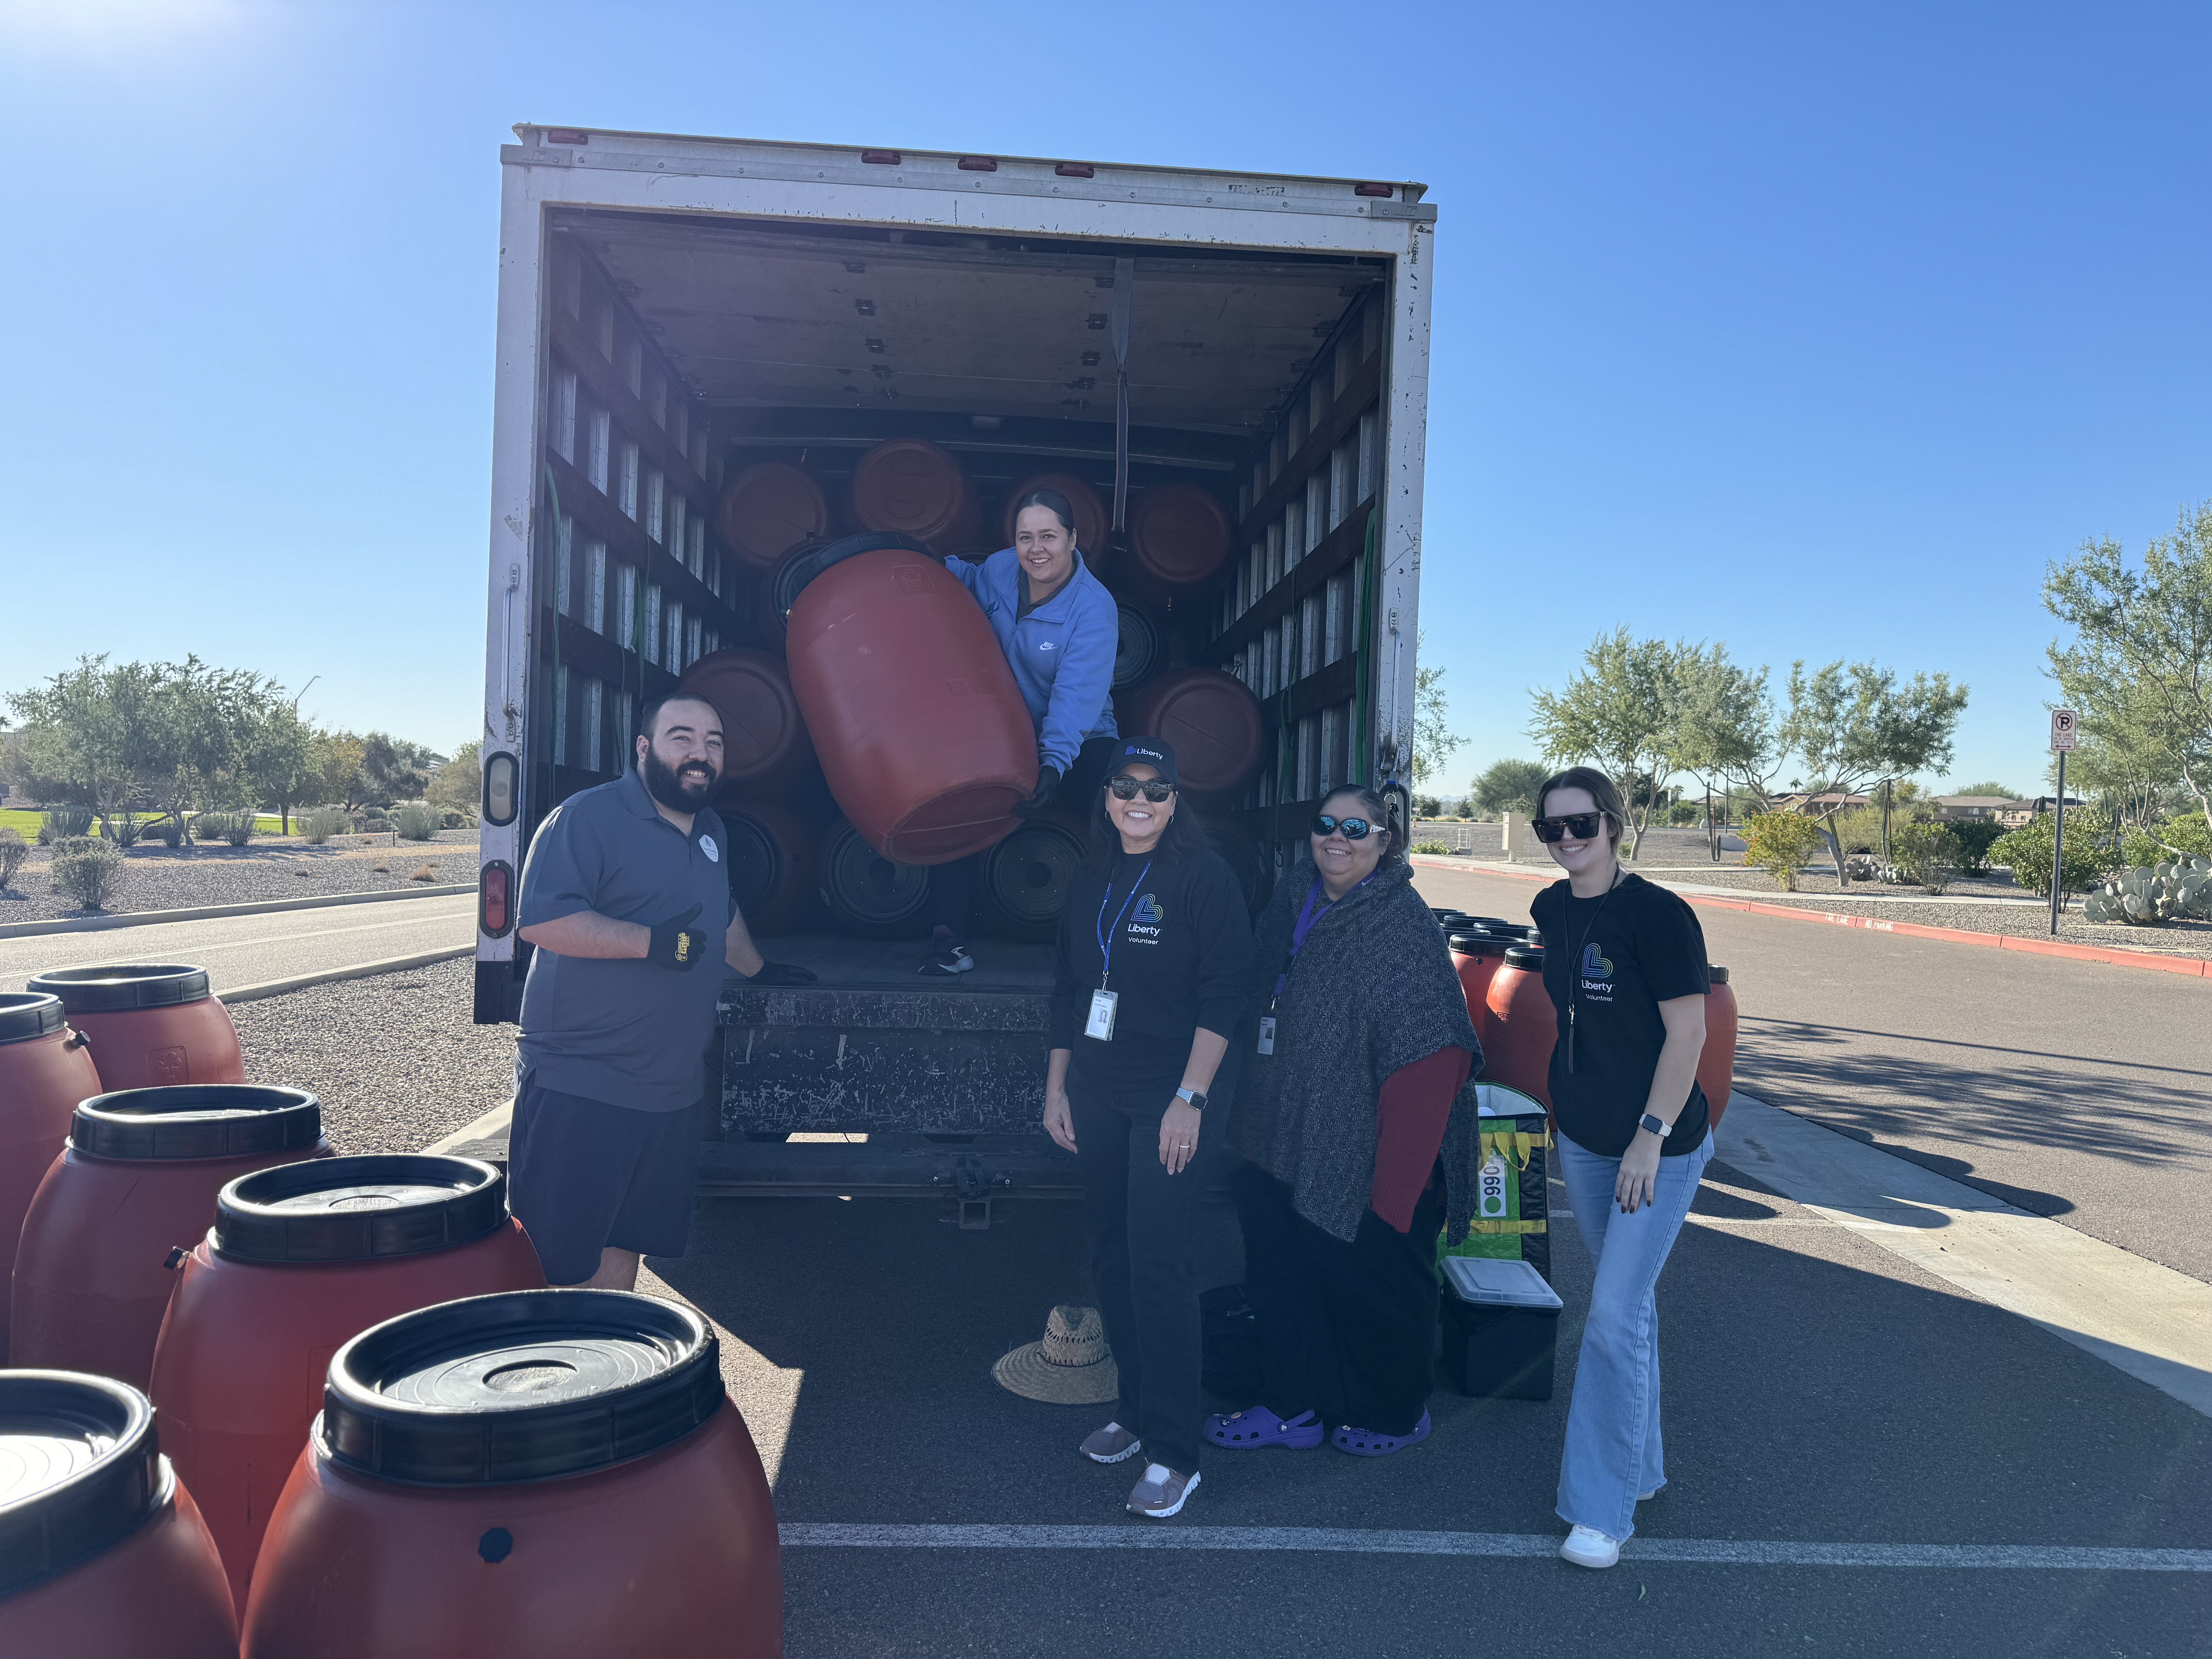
[1042,736,1255,1520]
[1526,766,1713,1572]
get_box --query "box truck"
[475,125,1436,1215]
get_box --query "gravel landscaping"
[232,957,515,1155]
[0,830,477,924]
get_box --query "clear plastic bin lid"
[1443,1255,1563,1310]
[1474,1083,1546,1119]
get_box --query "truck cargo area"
[481,133,1434,1187]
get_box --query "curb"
[0,883,474,941]
[1409,855,2212,981]
[220,945,476,1005]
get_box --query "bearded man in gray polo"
[511,691,811,1288]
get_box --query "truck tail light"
[546,129,589,146]
[482,751,518,825]
[1054,163,1095,179]
[958,156,998,172]
[1354,182,1395,198]
[861,150,902,166]
[480,861,515,938]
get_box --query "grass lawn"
[0,808,289,840]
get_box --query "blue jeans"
[1554,1127,1712,1540]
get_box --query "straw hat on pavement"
[992,1305,1119,1405]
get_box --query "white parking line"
[9,905,474,977]
[777,1523,2212,1571]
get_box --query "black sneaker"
[919,943,975,976]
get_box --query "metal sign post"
[2049,709,2077,935]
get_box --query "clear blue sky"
[4,2,2205,795]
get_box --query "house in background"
[1771,792,1870,815]
[1931,794,2024,823]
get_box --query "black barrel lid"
[1709,964,1730,985]
[1429,908,1471,927]
[1470,916,1519,932]
[215,1155,510,1264]
[25,964,211,1013]
[321,1290,723,1486]
[771,530,932,620]
[0,992,67,1047]
[1503,943,1546,969]
[0,1370,168,1600]
[1446,927,1512,953]
[71,1085,321,1162]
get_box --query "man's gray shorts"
[507,1078,702,1285]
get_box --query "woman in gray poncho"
[1206,783,1486,1458]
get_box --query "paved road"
[0,894,476,997]
[1415,864,2212,1286]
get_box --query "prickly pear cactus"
[2084,857,2212,925]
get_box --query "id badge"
[1085,989,1119,1041]
[1257,1015,1276,1056]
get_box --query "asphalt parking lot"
[648,1152,2212,1658]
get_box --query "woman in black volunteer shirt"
[1526,766,1713,1572]
[1044,737,1255,1520]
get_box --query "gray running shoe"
[1127,1463,1200,1518]
[919,943,974,976]
[1080,1422,1142,1465]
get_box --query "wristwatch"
[1175,1087,1208,1111]
[1637,1112,1674,1139]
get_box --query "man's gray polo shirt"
[516,768,731,1111]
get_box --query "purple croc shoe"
[1204,1407,1324,1450]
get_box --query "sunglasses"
[1532,812,1610,843]
[1311,814,1376,841]
[1107,776,1175,803]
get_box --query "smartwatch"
[1637,1112,1673,1139]
[1176,1087,1208,1111]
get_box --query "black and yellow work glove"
[647,904,706,971]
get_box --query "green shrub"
[1949,819,2006,874]
[103,811,149,848]
[148,814,185,848]
[50,835,127,911]
[2123,811,2212,868]
[1989,814,2109,903]
[1827,805,1886,854]
[0,827,26,891]
[1743,811,1824,891]
[1668,800,1702,826]
[297,806,351,845]
[390,804,442,841]
[1410,840,1452,856]
[39,808,93,846]
[193,811,256,848]
[438,809,474,830]
[1891,820,1960,895]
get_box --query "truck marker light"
[1055,163,1095,179]
[861,151,901,166]
[480,862,514,938]
[1354,182,1396,198]
[958,156,998,172]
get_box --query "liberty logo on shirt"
[1127,893,1165,941]
[1580,943,1613,980]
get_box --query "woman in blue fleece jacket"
[921,487,1121,974]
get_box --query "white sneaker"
[1638,1486,1661,1502]
[1559,1524,1622,1569]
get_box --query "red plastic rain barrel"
[1120,669,1264,796]
[1128,484,1233,592]
[1001,471,1108,559]
[786,546,1037,862]
[12,1085,328,1389]
[26,964,243,1093]
[1702,965,1739,1129]
[242,1290,781,1659]
[151,1154,544,1614]
[848,438,981,551]
[1448,928,1519,1052]
[0,1370,239,1658]
[1481,945,1556,1113]
[721,798,824,935]
[717,462,830,570]
[0,993,101,1362]
[678,647,816,791]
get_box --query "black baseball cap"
[1113,737,1178,787]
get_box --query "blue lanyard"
[1272,872,1372,1003]
[1096,860,1153,990]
